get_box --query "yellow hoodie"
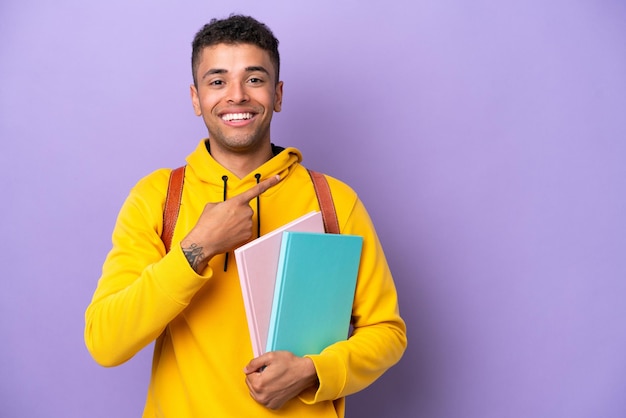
[85,140,407,417]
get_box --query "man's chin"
[207,135,269,154]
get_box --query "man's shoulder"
[311,170,358,200]
[129,168,176,201]
[294,167,360,214]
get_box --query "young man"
[85,15,406,417]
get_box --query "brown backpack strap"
[307,169,340,234]
[162,166,185,253]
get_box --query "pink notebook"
[234,211,324,357]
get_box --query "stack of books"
[234,212,363,357]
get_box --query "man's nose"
[227,82,249,104]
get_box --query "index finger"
[234,174,281,203]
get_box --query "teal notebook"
[265,232,363,357]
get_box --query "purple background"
[2,1,626,417]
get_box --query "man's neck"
[206,140,274,179]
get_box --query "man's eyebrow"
[245,66,270,75]
[201,68,227,80]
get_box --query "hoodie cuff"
[299,351,347,404]
[151,243,213,305]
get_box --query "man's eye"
[210,80,224,86]
[248,77,263,84]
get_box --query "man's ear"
[274,81,283,112]
[190,84,202,116]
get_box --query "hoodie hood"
[185,139,302,190]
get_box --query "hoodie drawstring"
[222,175,229,272]
[254,173,261,239]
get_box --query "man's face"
[191,43,283,154]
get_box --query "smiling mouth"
[221,112,254,122]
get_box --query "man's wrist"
[302,357,320,390]
[181,242,206,272]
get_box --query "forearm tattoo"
[182,243,204,270]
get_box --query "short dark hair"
[191,15,280,87]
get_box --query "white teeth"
[222,112,253,121]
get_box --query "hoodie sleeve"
[84,170,213,367]
[300,192,408,403]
